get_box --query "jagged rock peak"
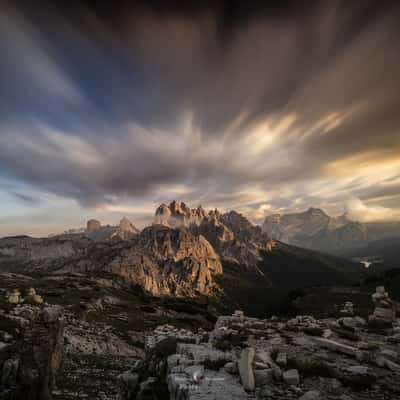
[118,217,140,233]
[103,224,223,296]
[154,201,211,228]
[306,207,328,216]
[221,210,254,232]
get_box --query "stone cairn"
[340,301,354,316]
[368,286,396,329]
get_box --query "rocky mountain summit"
[85,217,140,242]
[117,287,400,400]
[73,224,223,296]
[154,201,273,270]
[262,208,400,255]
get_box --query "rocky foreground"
[0,303,64,399]
[1,284,400,399]
[118,287,400,400]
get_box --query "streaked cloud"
[0,1,399,236]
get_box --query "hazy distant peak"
[86,219,101,232]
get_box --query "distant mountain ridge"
[262,207,400,255]
[85,216,140,241]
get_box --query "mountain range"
[0,201,363,314]
[262,207,400,256]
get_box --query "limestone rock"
[239,347,255,391]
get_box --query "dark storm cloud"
[0,0,399,221]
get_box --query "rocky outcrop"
[154,201,207,228]
[120,291,400,400]
[0,304,64,400]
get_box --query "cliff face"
[0,235,90,272]
[0,305,64,400]
[103,225,222,296]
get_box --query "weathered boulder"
[283,369,300,386]
[238,347,255,391]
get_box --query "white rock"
[238,347,255,391]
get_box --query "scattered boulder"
[283,369,300,386]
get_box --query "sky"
[1,0,400,237]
